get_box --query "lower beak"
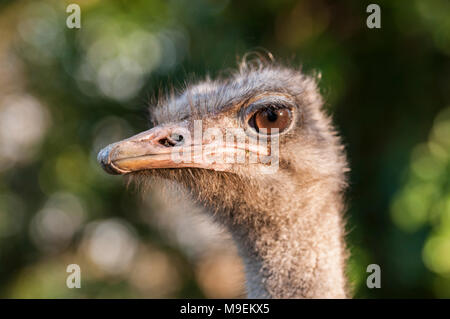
[97,125,268,175]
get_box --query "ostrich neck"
[229,186,348,299]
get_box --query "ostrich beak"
[98,125,205,175]
[98,124,270,175]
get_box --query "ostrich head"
[98,60,349,298]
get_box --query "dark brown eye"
[251,107,292,134]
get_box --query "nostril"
[171,133,184,143]
[158,133,184,147]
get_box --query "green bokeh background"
[0,0,449,298]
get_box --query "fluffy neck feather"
[230,184,348,298]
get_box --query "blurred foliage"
[0,0,449,298]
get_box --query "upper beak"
[98,125,195,175]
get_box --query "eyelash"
[243,102,292,120]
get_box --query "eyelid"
[242,98,295,123]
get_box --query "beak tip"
[97,144,122,175]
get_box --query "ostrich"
[97,59,350,298]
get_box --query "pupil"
[267,110,278,122]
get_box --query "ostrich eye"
[250,107,292,134]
